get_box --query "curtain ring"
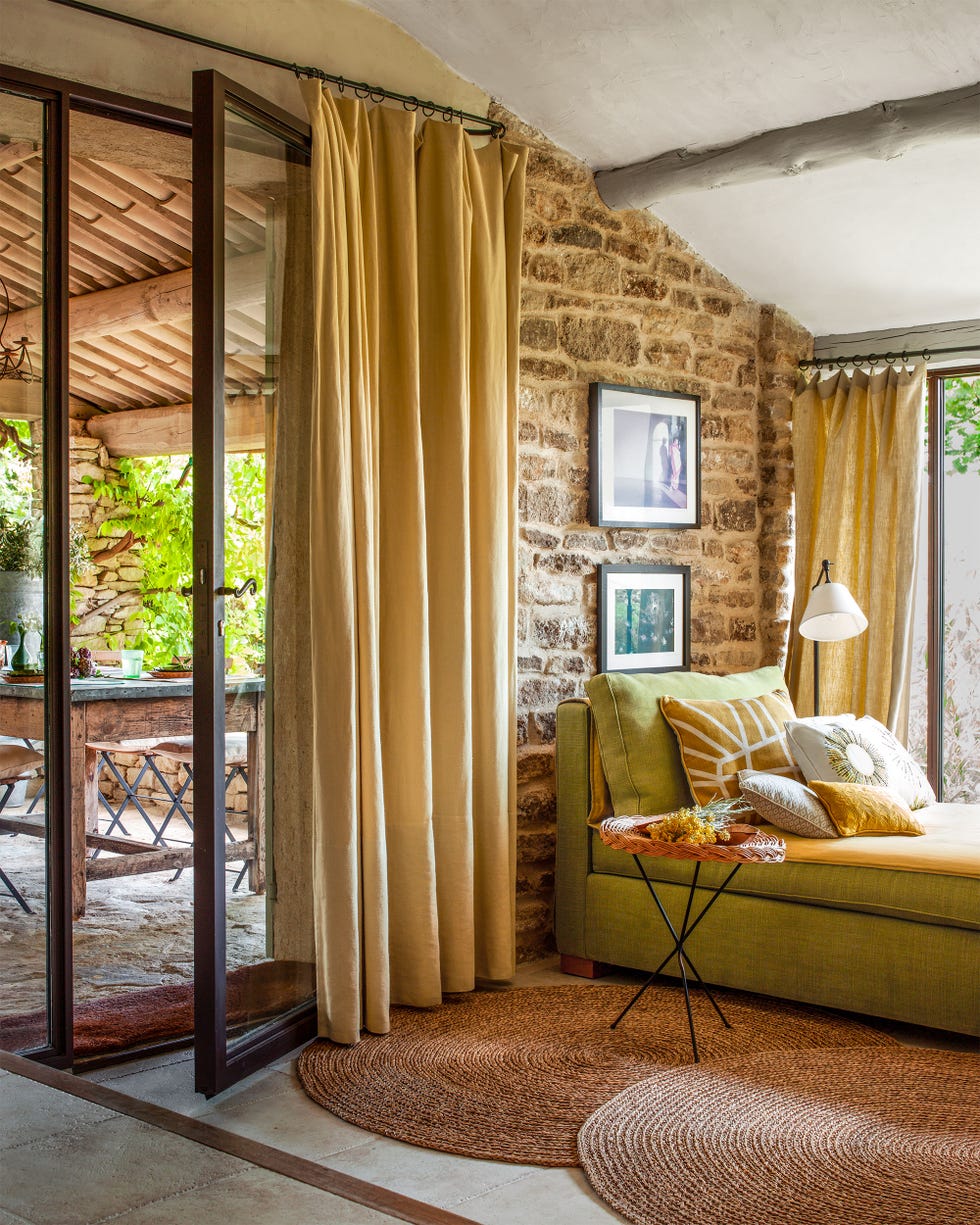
[337,76,346,93]
[884,352,896,364]
[836,357,847,369]
[902,351,910,365]
[867,354,879,369]
[370,89,385,104]
[921,349,931,363]
[404,96,419,112]
[421,104,435,117]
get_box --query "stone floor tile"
[198,1076,377,1160]
[86,1052,288,1117]
[100,1166,398,1225]
[0,1115,244,1225]
[0,1076,116,1152]
[0,1207,32,1225]
[321,1136,535,1209]
[457,1167,622,1224]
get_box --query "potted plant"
[0,514,43,659]
[0,514,93,664]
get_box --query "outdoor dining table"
[0,674,265,918]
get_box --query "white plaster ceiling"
[356,0,980,336]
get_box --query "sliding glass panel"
[193,71,314,1096]
[941,374,980,801]
[0,87,52,1053]
[66,109,196,1052]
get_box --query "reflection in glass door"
[193,71,315,1096]
[0,78,70,1063]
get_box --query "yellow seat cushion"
[660,689,800,804]
[810,780,925,838]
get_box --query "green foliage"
[0,420,34,518]
[0,420,93,586]
[86,454,266,670]
[944,377,980,475]
[0,513,41,575]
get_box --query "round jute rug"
[578,1047,980,1225]
[297,984,896,1166]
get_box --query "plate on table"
[150,669,193,680]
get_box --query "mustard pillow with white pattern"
[785,715,935,810]
[660,689,801,805]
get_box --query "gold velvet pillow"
[809,780,925,838]
[659,689,801,805]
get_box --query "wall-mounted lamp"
[798,558,868,715]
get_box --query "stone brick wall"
[69,422,145,649]
[492,107,813,961]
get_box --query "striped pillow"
[660,689,802,804]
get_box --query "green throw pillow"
[585,665,788,817]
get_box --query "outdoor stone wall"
[69,422,144,650]
[492,106,813,962]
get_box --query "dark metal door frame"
[0,63,189,1068]
[192,69,314,1097]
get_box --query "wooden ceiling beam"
[7,251,267,346]
[86,398,266,457]
[596,78,980,210]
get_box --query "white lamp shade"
[799,581,868,642]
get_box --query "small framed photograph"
[589,382,701,528]
[598,564,691,674]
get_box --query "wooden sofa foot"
[560,954,613,979]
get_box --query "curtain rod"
[44,0,505,139]
[800,343,980,371]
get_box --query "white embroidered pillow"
[785,715,935,810]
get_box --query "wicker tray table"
[598,814,786,1062]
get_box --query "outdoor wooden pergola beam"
[5,250,267,346]
[85,397,267,457]
[596,78,980,210]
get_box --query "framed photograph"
[589,382,701,528]
[598,564,691,674]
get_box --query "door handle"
[215,577,258,598]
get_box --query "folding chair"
[138,734,254,891]
[0,743,45,914]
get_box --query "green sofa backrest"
[584,665,788,816]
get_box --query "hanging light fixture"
[0,275,36,384]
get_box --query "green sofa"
[555,669,980,1037]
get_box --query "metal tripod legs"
[610,856,743,1062]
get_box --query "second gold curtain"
[787,364,925,734]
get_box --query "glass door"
[0,73,72,1065]
[192,70,315,1096]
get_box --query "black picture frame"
[598,564,691,674]
[589,382,701,528]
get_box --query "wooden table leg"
[69,705,99,919]
[246,691,266,895]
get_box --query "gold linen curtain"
[787,364,926,734]
[301,81,526,1045]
